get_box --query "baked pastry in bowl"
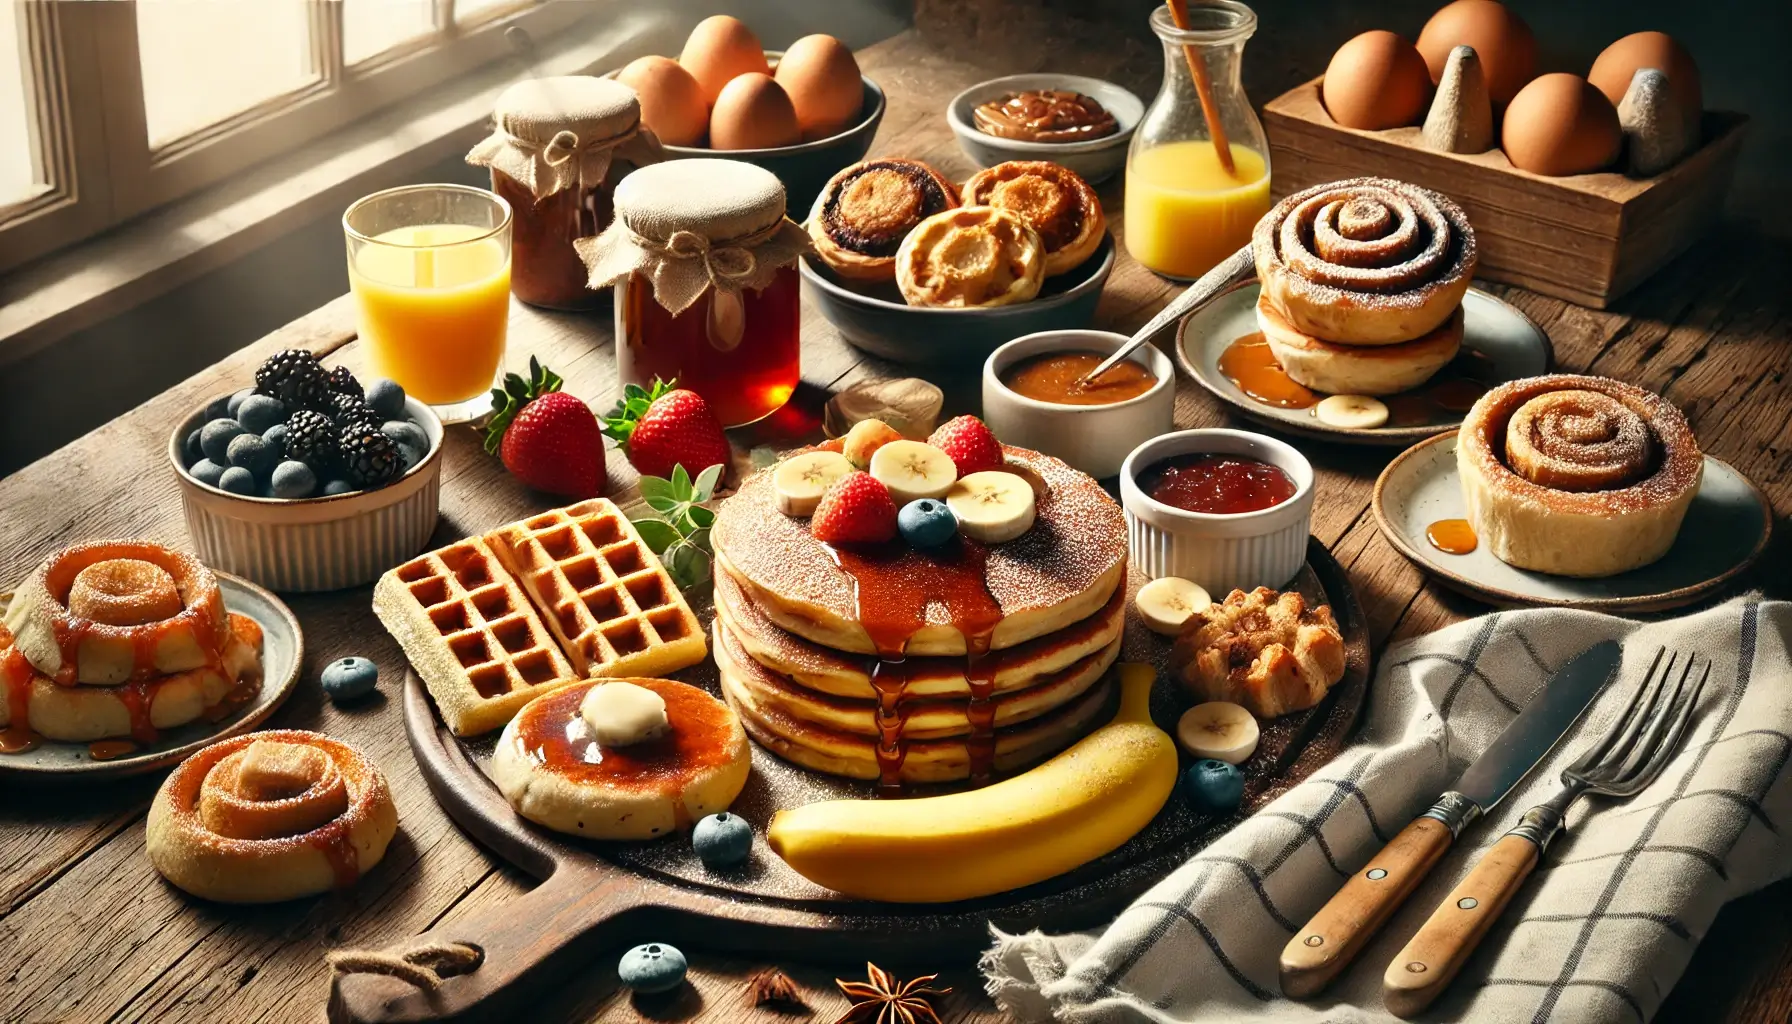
[1253,177,1477,346]
[808,157,959,281]
[146,730,398,902]
[1170,586,1345,719]
[894,206,1045,308]
[491,678,750,839]
[961,160,1105,277]
[1256,295,1463,396]
[1458,374,1703,577]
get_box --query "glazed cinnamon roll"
[1257,295,1462,396]
[962,160,1105,277]
[146,730,398,903]
[894,206,1045,308]
[808,158,959,281]
[1458,375,1703,577]
[1254,178,1477,345]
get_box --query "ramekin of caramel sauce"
[982,331,1174,479]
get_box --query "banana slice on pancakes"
[1135,576,1212,636]
[773,451,854,516]
[869,440,956,505]
[946,471,1036,543]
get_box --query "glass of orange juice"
[344,184,513,423]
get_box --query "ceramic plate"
[1177,283,1552,445]
[0,573,304,779]
[1374,433,1772,611]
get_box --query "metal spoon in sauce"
[1076,244,1255,388]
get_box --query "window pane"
[455,0,530,25]
[137,0,319,147]
[0,0,44,207]
[344,0,436,66]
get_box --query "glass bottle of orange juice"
[1125,1,1271,281]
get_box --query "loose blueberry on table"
[692,811,753,868]
[320,656,379,702]
[179,349,429,501]
[1182,758,1245,815]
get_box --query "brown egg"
[1416,0,1537,106]
[616,56,708,147]
[1502,73,1622,176]
[1589,31,1701,126]
[709,73,800,150]
[1322,31,1433,131]
[679,15,770,106]
[774,34,864,141]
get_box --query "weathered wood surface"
[1,21,1789,1024]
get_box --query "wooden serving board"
[331,538,1371,1023]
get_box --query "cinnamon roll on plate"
[1458,375,1702,577]
[807,158,959,281]
[1256,295,1463,396]
[961,160,1105,277]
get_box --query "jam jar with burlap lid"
[579,158,811,428]
[466,76,663,310]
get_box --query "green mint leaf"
[692,463,723,501]
[670,463,692,497]
[637,475,676,503]
[686,526,710,553]
[644,495,683,516]
[686,504,716,529]
[630,517,681,552]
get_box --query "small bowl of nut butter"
[947,73,1142,183]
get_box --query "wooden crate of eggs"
[1262,0,1746,309]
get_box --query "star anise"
[833,962,950,1024]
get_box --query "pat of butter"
[580,682,670,746]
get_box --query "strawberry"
[602,379,731,481]
[483,358,606,498]
[810,471,898,545]
[927,415,1005,476]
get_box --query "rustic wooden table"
[3,23,1788,1024]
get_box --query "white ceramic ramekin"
[168,396,444,592]
[982,330,1175,480]
[1119,428,1315,593]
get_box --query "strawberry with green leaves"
[482,358,605,498]
[602,379,731,482]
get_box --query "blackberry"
[340,425,403,488]
[325,365,363,398]
[331,391,381,431]
[255,349,330,410]
[283,409,340,466]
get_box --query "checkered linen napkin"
[984,596,1792,1024]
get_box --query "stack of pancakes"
[710,445,1129,786]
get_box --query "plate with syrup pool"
[1372,433,1773,612]
[1176,282,1551,445]
[0,573,304,779]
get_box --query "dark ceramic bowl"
[799,233,1115,365]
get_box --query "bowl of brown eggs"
[611,15,885,211]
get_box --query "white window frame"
[0,0,596,276]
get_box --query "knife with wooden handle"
[1278,640,1622,999]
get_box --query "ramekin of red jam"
[1118,428,1314,593]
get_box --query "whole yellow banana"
[766,662,1178,903]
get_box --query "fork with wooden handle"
[1382,648,1710,1018]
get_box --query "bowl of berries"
[167,349,444,592]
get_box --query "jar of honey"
[466,76,663,310]
[580,159,811,427]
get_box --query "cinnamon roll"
[1254,178,1477,345]
[1257,295,1462,396]
[146,730,398,902]
[807,158,959,281]
[894,206,1045,308]
[1457,375,1703,577]
[961,160,1105,277]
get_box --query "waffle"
[372,536,574,736]
[484,499,705,681]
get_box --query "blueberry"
[381,419,429,453]
[617,943,686,994]
[204,393,234,421]
[365,378,406,419]
[1182,759,1244,816]
[692,811,752,868]
[262,422,289,452]
[270,460,318,499]
[236,394,286,433]
[897,498,958,548]
[397,442,423,472]
[226,387,257,418]
[320,655,378,702]
[218,466,257,496]
[226,433,279,479]
[200,419,247,463]
[189,459,226,488]
[322,479,357,496]
[183,428,205,466]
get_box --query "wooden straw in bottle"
[1165,0,1237,177]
